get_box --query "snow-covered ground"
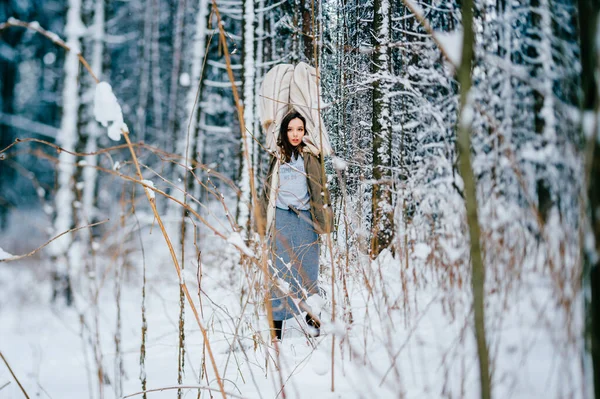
[0,208,583,399]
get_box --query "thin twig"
[0,220,109,263]
[122,385,246,399]
[123,131,228,399]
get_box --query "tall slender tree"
[370,0,394,256]
[49,0,85,305]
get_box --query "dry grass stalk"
[0,351,31,399]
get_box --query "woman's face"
[286,118,305,147]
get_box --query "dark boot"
[272,320,283,341]
[305,313,321,337]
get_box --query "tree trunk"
[135,0,153,142]
[0,2,24,228]
[49,0,85,308]
[577,0,600,396]
[456,1,491,399]
[0,60,17,229]
[236,0,255,237]
[299,0,315,64]
[151,0,164,150]
[370,0,394,257]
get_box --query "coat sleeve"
[305,154,334,234]
[256,156,277,237]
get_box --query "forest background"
[0,0,599,398]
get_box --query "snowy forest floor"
[0,207,584,399]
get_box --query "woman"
[257,111,333,341]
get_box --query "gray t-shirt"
[276,154,310,210]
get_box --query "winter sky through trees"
[1,0,599,398]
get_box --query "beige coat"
[257,149,333,237]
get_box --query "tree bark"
[237,0,256,237]
[456,1,492,399]
[370,0,394,257]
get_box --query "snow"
[434,29,463,66]
[0,246,13,260]
[582,110,598,140]
[311,349,329,375]
[43,52,56,65]
[94,81,128,141]
[332,156,348,171]
[227,232,255,257]
[0,224,584,399]
[404,0,425,22]
[179,72,191,87]
[65,5,86,39]
[141,179,155,199]
[413,242,431,259]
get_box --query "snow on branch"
[433,29,463,67]
[94,82,128,141]
[402,0,462,70]
[0,247,14,261]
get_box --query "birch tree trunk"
[370,0,394,257]
[80,0,105,268]
[456,1,491,398]
[532,0,556,223]
[49,0,85,306]
[186,0,210,213]
[237,0,255,236]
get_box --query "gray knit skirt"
[270,207,320,321]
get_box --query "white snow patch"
[306,294,325,315]
[332,156,348,171]
[227,232,255,258]
[43,52,56,65]
[311,350,329,375]
[413,243,431,260]
[0,247,13,260]
[182,268,198,285]
[179,72,191,87]
[439,237,463,263]
[141,179,155,199]
[582,111,598,140]
[454,173,464,192]
[434,29,463,66]
[404,0,425,20]
[94,82,128,141]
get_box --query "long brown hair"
[277,111,306,163]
